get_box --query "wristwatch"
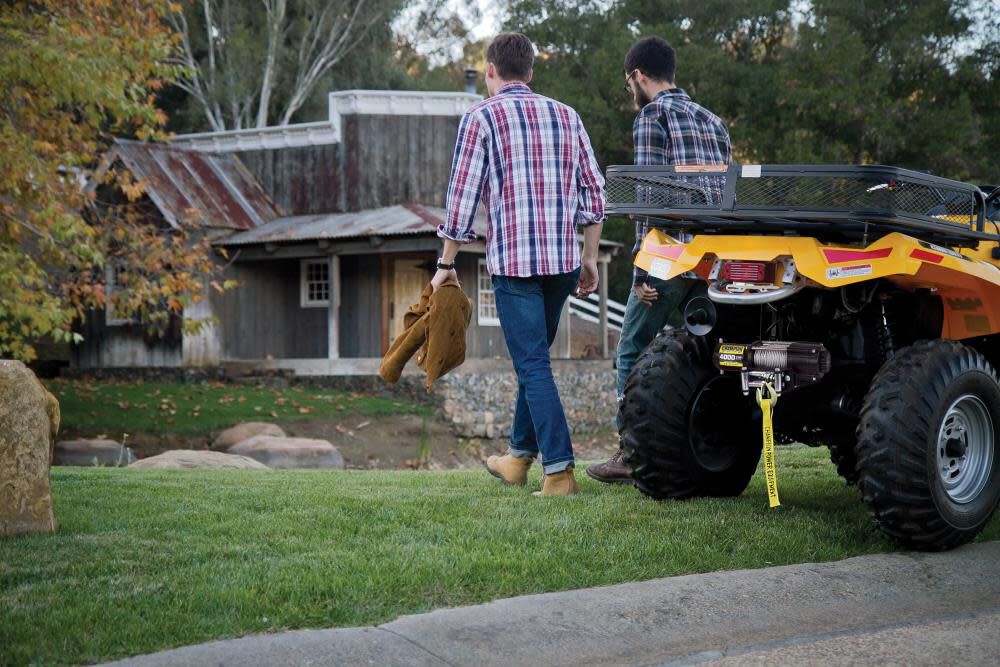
[436,258,455,270]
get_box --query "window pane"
[304,260,331,305]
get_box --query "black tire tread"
[856,339,1000,551]
[620,329,761,500]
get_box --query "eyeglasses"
[623,69,639,93]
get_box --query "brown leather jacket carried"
[378,283,472,390]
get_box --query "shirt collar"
[497,81,532,95]
[654,87,689,101]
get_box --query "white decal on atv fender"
[741,165,762,178]
[649,257,673,279]
[826,264,873,280]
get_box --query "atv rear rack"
[605,164,996,248]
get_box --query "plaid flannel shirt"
[632,88,732,285]
[438,82,606,277]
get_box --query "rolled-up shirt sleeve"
[574,117,606,227]
[438,110,487,243]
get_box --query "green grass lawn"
[44,379,433,436]
[2,445,998,666]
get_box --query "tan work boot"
[485,453,533,486]
[532,466,579,497]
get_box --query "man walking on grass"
[432,32,606,496]
[587,36,732,484]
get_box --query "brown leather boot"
[532,466,579,496]
[585,448,632,484]
[485,453,533,486]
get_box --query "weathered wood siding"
[343,115,460,212]
[183,289,221,367]
[235,144,341,215]
[215,260,327,359]
[72,313,182,368]
[338,254,383,358]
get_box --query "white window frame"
[300,258,331,308]
[477,258,500,326]
[105,261,131,326]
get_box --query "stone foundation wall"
[435,359,618,439]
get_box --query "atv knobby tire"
[621,329,762,499]
[856,340,1000,550]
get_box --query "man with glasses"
[587,36,732,485]
[433,32,606,496]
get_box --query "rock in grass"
[227,436,345,469]
[129,450,269,470]
[0,360,59,537]
[54,439,136,467]
[212,422,286,451]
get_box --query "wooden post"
[327,254,341,359]
[599,257,609,358]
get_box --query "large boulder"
[54,439,136,467]
[228,436,345,469]
[129,450,269,470]
[0,360,59,537]
[212,422,286,451]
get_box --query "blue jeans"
[615,276,705,429]
[492,267,580,474]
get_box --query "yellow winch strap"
[755,382,781,509]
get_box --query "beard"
[633,85,653,109]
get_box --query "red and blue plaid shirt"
[438,82,605,277]
[632,88,731,285]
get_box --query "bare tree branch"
[173,0,396,131]
[256,0,287,128]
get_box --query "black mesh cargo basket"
[605,164,992,246]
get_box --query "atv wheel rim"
[936,394,995,504]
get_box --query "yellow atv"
[605,164,1000,550]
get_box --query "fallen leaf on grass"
[269,410,278,418]
[356,421,370,429]
[334,423,355,437]
[117,401,130,409]
[254,406,262,412]
[298,407,312,414]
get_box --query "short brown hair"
[487,32,534,81]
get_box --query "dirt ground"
[111,414,622,470]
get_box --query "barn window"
[300,259,330,307]
[105,261,131,326]
[477,259,499,326]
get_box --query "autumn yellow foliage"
[0,0,226,361]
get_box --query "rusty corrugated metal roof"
[216,203,486,246]
[104,139,280,230]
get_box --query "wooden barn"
[74,90,621,374]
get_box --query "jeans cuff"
[542,458,575,475]
[507,446,538,460]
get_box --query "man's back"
[634,88,731,167]
[441,81,604,278]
